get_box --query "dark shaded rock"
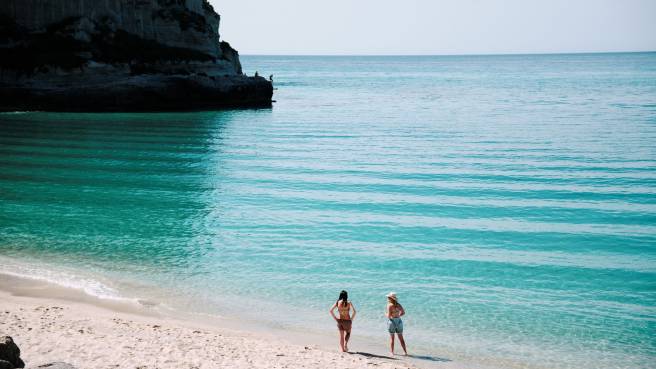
[0,0,221,56]
[0,337,24,368]
[0,74,273,112]
[0,359,14,369]
[220,41,243,75]
[35,363,76,369]
[0,0,273,111]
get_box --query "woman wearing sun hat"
[386,292,408,355]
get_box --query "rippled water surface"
[1,53,656,369]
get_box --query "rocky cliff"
[0,0,272,111]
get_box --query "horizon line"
[240,50,656,57]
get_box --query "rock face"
[0,0,272,111]
[0,336,24,369]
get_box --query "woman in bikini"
[329,290,357,352]
[386,292,408,355]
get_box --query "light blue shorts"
[388,317,403,334]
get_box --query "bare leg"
[389,333,395,355]
[397,333,408,355]
[339,330,346,352]
[344,330,351,352]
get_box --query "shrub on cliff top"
[202,0,216,13]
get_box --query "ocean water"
[1,53,656,369]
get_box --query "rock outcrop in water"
[0,0,272,111]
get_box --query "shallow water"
[1,53,656,369]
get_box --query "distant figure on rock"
[254,71,259,77]
[269,74,274,82]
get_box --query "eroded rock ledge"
[0,0,273,111]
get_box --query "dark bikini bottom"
[337,319,352,331]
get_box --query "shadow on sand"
[351,352,452,363]
[407,354,452,363]
[351,352,398,360]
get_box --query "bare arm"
[399,304,405,317]
[329,302,338,321]
[350,302,357,320]
[386,303,392,319]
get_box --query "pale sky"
[210,0,656,55]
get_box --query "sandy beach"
[0,276,457,369]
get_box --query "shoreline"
[0,272,464,369]
[0,255,452,360]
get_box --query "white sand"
[0,285,462,369]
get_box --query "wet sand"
[0,274,463,369]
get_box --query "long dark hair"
[338,290,348,307]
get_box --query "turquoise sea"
[1,53,655,369]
